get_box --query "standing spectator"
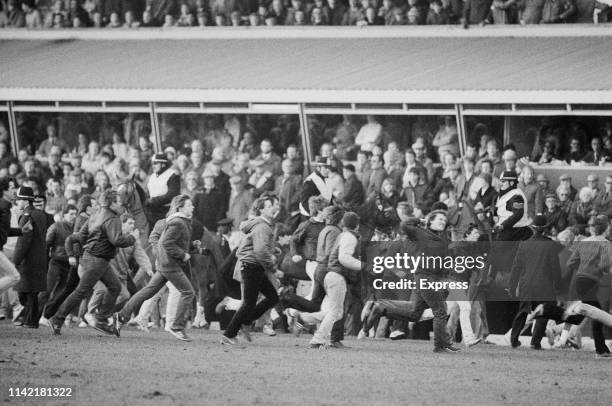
[518,0,545,23]
[12,186,48,328]
[592,175,612,217]
[542,193,567,235]
[463,0,492,25]
[518,166,543,219]
[253,139,282,176]
[364,154,387,198]
[275,160,302,225]
[541,0,576,22]
[402,167,434,213]
[267,0,286,23]
[248,161,275,198]
[149,0,177,24]
[36,123,67,163]
[344,0,364,24]
[490,0,518,23]
[193,171,226,231]
[328,0,347,25]
[341,164,364,210]
[412,139,434,185]
[146,153,181,225]
[355,116,383,152]
[227,176,254,230]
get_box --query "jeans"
[413,274,450,349]
[39,260,69,316]
[576,277,610,354]
[43,265,80,319]
[120,268,194,330]
[447,288,476,342]
[299,272,347,345]
[0,250,20,294]
[88,279,130,314]
[224,262,279,339]
[52,252,121,325]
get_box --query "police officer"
[146,153,181,224]
[494,170,532,241]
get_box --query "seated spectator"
[569,186,596,227]
[542,193,568,235]
[66,0,89,27]
[4,0,25,27]
[248,12,261,26]
[582,136,610,165]
[406,5,424,24]
[388,6,406,24]
[229,10,244,26]
[534,140,558,164]
[586,173,601,196]
[91,11,102,27]
[44,0,66,28]
[357,6,384,25]
[426,0,450,24]
[536,173,553,197]
[559,173,578,200]
[142,10,157,26]
[22,0,43,28]
[107,11,122,27]
[177,3,195,26]
[123,10,140,27]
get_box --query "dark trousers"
[576,277,610,355]
[119,267,195,330]
[412,274,450,349]
[18,292,39,327]
[39,260,70,315]
[224,262,279,339]
[510,301,550,347]
[43,264,80,319]
[52,253,121,325]
[283,277,345,342]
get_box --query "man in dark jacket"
[508,215,562,349]
[39,204,77,319]
[222,195,281,345]
[341,164,364,210]
[12,186,49,328]
[49,189,137,336]
[193,171,226,231]
[275,159,302,225]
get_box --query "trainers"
[83,313,96,326]
[13,318,23,326]
[465,338,482,348]
[90,320,118,336]
[291,314,305,337]
[389,330,407,340]
[48,319,62,336]
[262,325,276,336]
[357,329,368,340]
[329,341,350,349]
[434,345,462,353]
[39,316,51,328]
[240,325,253,342]
[112,314,123,337]
[77,321,88,328]
[309,342,329,350]
[221,335,237,345]
[526,304,544,324]
[168,329,192,342]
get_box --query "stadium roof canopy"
[1,26,612,105]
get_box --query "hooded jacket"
[235,217,275,273]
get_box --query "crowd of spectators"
[1,0,612,29]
